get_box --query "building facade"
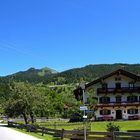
[74,69,140,120]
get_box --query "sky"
[0,0,140,76]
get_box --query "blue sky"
[0,0,140,76]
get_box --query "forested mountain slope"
[2,63,140,84]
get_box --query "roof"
[86,69,140,89]
[74,69,140,100]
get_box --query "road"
[0,124,42,140]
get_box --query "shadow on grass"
[0,124,8,127]
[52,137,61,140]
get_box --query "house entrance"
[116,110,122,119]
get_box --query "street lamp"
[80,81,87,140]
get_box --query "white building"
[74,69,140,120]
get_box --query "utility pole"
[80,81,87,140]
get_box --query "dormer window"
[115,76,121,81]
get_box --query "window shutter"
[100,110,103,115]
[127,109,130,114]
[135,96,138,101]
[108,110,111,115]
[135,109,138,114]
[99,97,102,103]
[127,96,130,102]
[107,97,110,103]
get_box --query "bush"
[106,122,120,132]
[69,113,83,122]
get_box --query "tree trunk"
[30,112,35,124]
[22,113,28,124]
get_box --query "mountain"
[53,63,140,84]
[2,63,140,84]
[4,67,58,84]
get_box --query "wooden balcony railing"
[99,101,140,104]
[96,101,140,107]
[97,87,140,94]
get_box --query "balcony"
[95,101,140,107]
[97,87,140,94]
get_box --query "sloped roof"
[86,69,140,89]
[74,69,140,100]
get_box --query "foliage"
[3,63,140,85]
[4,82,44,124]
[1,80,80,123]
[4,67,58,84]
[69,112,83,122]
[106,122,120,132]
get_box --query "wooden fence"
[8,121,140,140]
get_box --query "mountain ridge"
[2,63,140,84]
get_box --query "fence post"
[112,131,116,140]
[54,122,56,130]
[8,121,13,127]
[42,128,44,136]
[61,129,65,140]
[8,121,10,126]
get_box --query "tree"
[4,82,43,124]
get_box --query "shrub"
[69,112,83,122]
[106,122,120,132]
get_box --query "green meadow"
[92,120,140,131]
[36,120,140,131]
[12,120,140,140]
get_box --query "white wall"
[95,106,139,120]
[89,74,140,120]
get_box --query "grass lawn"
[36,120,140,132]
[91,120,140,131]
[11,120,140,140]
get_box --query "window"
[127,96,138,102]
[115,77,121,81]
[116,96,122,103]
[127,109,138,114]
[129,83,134,89]
[116,83,121,89]
[100,109,111,115]
[102,83,108,90]
[99,97,110,103]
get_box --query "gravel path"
[0,124,42,140]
